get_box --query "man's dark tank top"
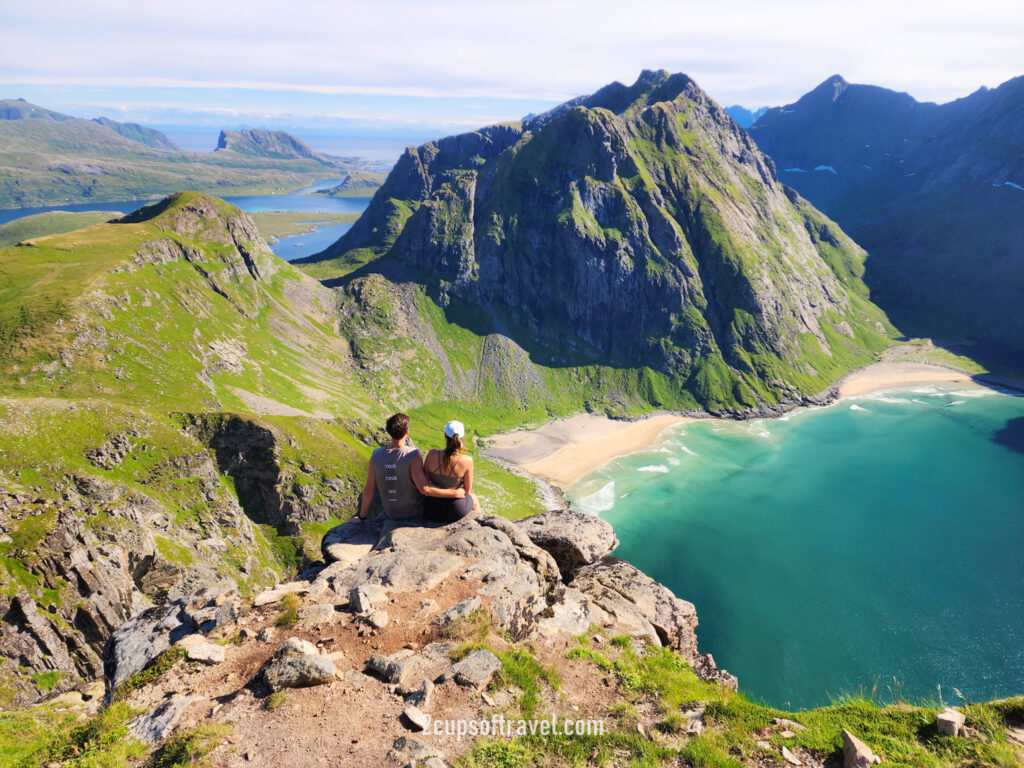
[370,444,423,520]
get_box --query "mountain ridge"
[300,69,894,413]
[749,73,1024,359]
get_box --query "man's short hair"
[385,413,410,440]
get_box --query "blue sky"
[2,0,1021,155]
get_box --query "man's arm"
[353,461,376,523]
[410,451,466,499]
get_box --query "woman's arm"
[410,451,465,499]
[461,457,474,495]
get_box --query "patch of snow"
[815,165,838,175]
[783,167,807,173]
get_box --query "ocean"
[568,384,1024,710]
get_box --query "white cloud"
[1,0,1021,120]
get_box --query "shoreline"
[484,362,1000,494]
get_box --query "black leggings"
[423,493,475,523]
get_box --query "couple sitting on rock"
[352,412,480,525]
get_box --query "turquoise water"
[568,385,1024,710]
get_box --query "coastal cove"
[488,364,1024,710]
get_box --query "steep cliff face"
[749,75,1024,358]
[303,70,893,412]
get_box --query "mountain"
[299,69,894,413]
[92,116,180,150]
[0,191,543,704]
[749,75,1024,361]
[725,104,769,128]
[215,128,341,166]
[0,100,379,208]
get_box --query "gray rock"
[405,679,434,710]
[404,705,430,731]
[104,586,238,690]
[516,509,618,575]
[366,609,390,629]
[129,694,192,743]
[350,584,389,613]
[781,745,801,765]
[444,649,501,691]
[253,580,310,607]
[366,653,414,687]
[298,603,336,625]
[937,707,966,736]
[423,759,446,768]
[392,736,441,761]
[431,596,481,627]
[842,729,882,767]
[178,637,225,665]
[261,637,336,691]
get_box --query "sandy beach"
[487,362,986,490]
[485,412,688,490]
[837,361,975,396]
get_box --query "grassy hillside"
[0,210,119,247]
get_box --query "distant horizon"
[4,68,1020,164]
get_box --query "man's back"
[370,444,423,520]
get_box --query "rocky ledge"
[97,509,736,766]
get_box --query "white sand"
[838,362,976,397]
[486,413,687,490]
[487,362,989,491]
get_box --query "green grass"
[275,593,300,627]
[0,211,119,247]
[112,646,187,702]
[459,633,1024,768]
[248,211,360,242]
[494,648,560,718]
[146,723,231,768]
[14,701,147,768]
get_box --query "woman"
[423,420,480,523]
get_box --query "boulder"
[104,586,238,690]
[261,637,336,691]
[937,707,966,736]
[366,653,414,687]
[431,596,481,627]
[842,729,882,767]
[403,705,430,731]
[177,636,225,665]
[253,580,310,607]
[129,694,193,743]
[516,509,618,575]
[405,679,434,710]
[350,584,388,613]
[366,609,390,629]
[443,649,501,691]
[298,603,337,625]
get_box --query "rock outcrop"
[316,511,731,684]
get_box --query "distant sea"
[568,384,1024,710]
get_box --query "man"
[352,412,465,523]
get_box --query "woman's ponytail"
[442,434,462,471]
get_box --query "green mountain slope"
[0,191,549,704]
[749,75,1024,362]
[299,70,895,414]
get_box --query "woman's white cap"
[444,420,465,438]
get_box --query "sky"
[1,0,1021,156]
